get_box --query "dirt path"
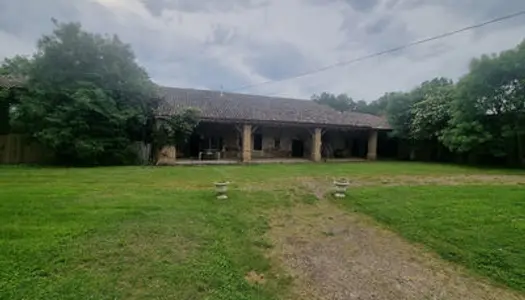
[267,200,525,300]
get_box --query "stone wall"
[252,126,311,158]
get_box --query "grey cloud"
[0,0,251,91]
[0,0,81,39]
[140,0,269,15]
[243,41,316,80]
[343,0,379,12]
[339,0,525,59]
[0,0,118,49]
[405,0,525,18]
[307,0,380,12]
[395,0,525,46]
[1,0,525,101]
[206,25,238,46]
[385,0,402,9]
[150,56,251,90]
[364,15,393,34]
[340,14,414,53]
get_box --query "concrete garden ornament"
[214,181,230,199]
[333,178,350,198]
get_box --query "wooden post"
[367,130,378,160]
[311,128,322,162]
[242,124,252,162]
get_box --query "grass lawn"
[341,186,525,291]
[1,162,524,299]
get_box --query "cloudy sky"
[1,0,525,101]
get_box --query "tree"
[384,92,415,139]
[0,56,31,134]
[154,108,200,150]
[357,97,389,116]
[442,41,525,165]
[312,92,356,112]
[410,79,454,141]
[0,55,32,77]
[312,92,390,116]
[9,20,157,165]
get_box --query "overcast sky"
[1,0,525,101]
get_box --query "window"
[274,138,280,149]
[253,134,263,151]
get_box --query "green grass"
[1,162,524,299]
[340,186,525,291]
[0,171,292,300]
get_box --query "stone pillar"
[156,145,176,165]
[242,124,252,162]
[311,128,322,162]
[367,130,378,160]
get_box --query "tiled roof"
[157,86,390,129]
[0,76,24,89]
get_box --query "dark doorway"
[291,139,304,158]
[352,138,366,158]
[188,133,201,158]
[253,133,263,151]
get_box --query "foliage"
[384,92,415,139]
[0,88,10,134]
[410,79,454,140]
[442,42,525,164]
[154,108,200,148]
[381,77,455,141]
[7,20,157,165]
[0,56,31,134]
[312,92,356,112]
[312,91,391,116]
[315,40,525,166]
[356,97,389,116]
[0,55,32,76]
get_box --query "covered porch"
[157,120,380,165]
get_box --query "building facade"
[156,87,390,164]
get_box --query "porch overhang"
[154,115,391,131]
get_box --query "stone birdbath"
[333,178,350,198]
[214,181,230,200]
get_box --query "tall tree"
[384,92,415,139]
[10,20,157,165]
[442,41,525,165]
[410,78,454,141]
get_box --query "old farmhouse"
[156,87,391,164]
[0,75,393,164]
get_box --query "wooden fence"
[0,135,48,164]
[0,135,153,165]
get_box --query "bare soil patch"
[267,200,525,300]
[236,174,525,193]
[245,270,267,285]
[352,174,525,187]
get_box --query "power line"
[228,10,525,93]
